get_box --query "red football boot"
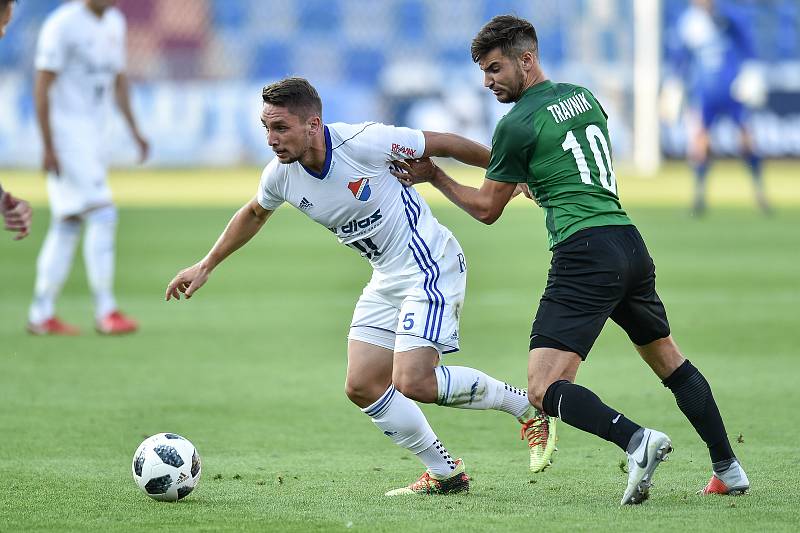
[700,460,750,495]
[96,310,139,335]
[27,317,81,336]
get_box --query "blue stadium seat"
[661,0,685,29]
[775,0,799,60]
[210,0,248,30]
[482,0,520,19]
[395,0,426,41]
[251,40,292,80]
[15,0,61,19]
[538,28,565,66]
[344,47,385,85]
[0,40,19,68]
[298,0,341,37]
[439,45,468,66]
[600,29,618,62]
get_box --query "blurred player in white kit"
[28,0,148,335]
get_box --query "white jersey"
[35,1,126,135]
[257,122,454,274]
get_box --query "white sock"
[83,205,118,319]
[435,366,532,420]
[361,385,454,476]
[28,217,82,324]
[416,440,456,477]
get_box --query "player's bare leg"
[529,347,672,504]
[346,340,466,495]
[345,339,394,408]
[739,128,771,215]
[635,336,749,495]
[689,127,712,217]
[394,346,556,472]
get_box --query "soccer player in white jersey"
[1,0,33,241]
[27,0,149,335]
[166,77,557,495]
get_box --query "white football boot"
[621,428,673,505]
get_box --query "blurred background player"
[665,0,771,216]
[166,77,556,496]
[1,0,32,241]
[27,0,149,335]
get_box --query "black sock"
[663,360,734,463]
[542,380,641,452]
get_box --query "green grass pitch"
[0,162,798,531]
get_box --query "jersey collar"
[300,125,332,180]
[520,80,554,99]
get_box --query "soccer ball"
[132,433,201,501]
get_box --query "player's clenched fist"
[165,263,210,301]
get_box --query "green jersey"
[486,80,632,249]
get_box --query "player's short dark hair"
[261,77,322,120]
[471,15,538,63]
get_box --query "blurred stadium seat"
[0,0,797,166]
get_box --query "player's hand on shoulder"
[165,263,209,301]
[390,157,437,187]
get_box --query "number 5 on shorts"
[402,313,415,331]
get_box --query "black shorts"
[530,225,670,359]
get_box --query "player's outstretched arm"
[421,131,490,169]
[165,198,273,301]
[391,158,516,224]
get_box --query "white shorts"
[349,237,467,355]
[47,135,111,218]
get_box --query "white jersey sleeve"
[347,122,426,167]
[35,12,67,72]
[110,9,127,73]
[256,159,286,211]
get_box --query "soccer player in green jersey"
[391,15,749,504]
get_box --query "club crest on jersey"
[347,178,371,201]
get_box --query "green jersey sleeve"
[485,114,536,183]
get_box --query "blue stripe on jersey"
[364,384,396,418]
[401,193,439,339]
[405,189,446,340]
[401,189,444,340]
[407,240,437,339]
[400,196,438,339]
[300,125,332,179]
[403,189,447,340]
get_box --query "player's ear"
[307,116,322,135]
[520,50,535,72]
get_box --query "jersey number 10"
[561,126,617,195]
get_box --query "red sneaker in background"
[96,310,138,335]
[27,317,81,336]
